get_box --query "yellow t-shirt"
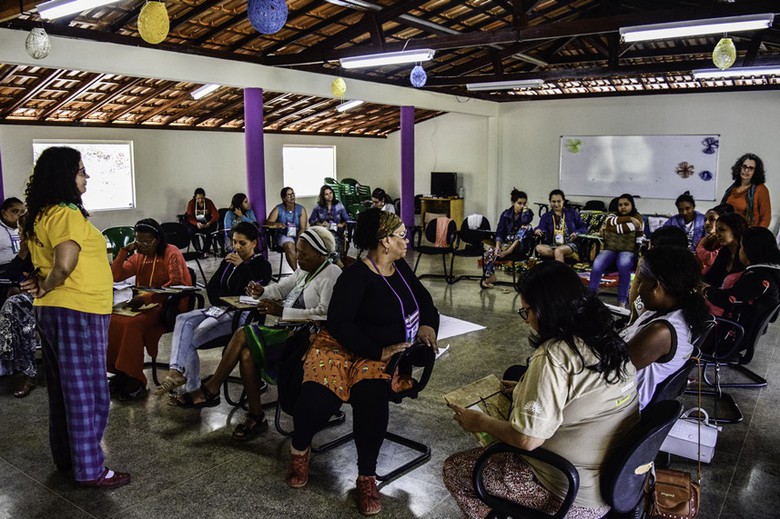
[30,204,113,314]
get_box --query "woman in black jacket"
[155,222,271,394]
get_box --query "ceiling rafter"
[79,77,151,119]
[39,72,105,119]
[5,69,66,115]
[98,80,179,122]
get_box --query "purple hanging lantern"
[247,0,288,35]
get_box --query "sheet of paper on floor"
[437,315,485,340]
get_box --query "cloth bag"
[660,408,721,463]
[645,467,700,519]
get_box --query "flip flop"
[174,382,220,409]
[232,413,269,441]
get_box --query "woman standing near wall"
[721,153,771,228]
[22,146,130,488]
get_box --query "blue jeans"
[588,250,636,304]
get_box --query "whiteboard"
[559,135,720,201]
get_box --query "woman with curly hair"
[444,261,638,518]
[21,146,130,488]
[721,153,771,227]
[107,218,191,400]
[702,212,747,290]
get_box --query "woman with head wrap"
[174,227,341,437]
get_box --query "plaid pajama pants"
[37,306,111,482]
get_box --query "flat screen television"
[430,172,458,197]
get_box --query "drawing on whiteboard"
[700,170,713,181]
[565,138,582,153]
[675,161,695,179]
[702,137,719,155]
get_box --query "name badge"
[286,224,297,237]
[405,309,420,343]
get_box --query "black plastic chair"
[262,226,290,281]
[148,267,204,386]
[161,221,206,282]
[413,217,457,282]
[449,215,494,284]
[210,208,231,257]
[309,342,436,482]
[473,400,682,519]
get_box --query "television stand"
[420,197,464,230]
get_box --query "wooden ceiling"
[1,0,779,134]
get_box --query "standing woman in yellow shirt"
[22,147,130,489]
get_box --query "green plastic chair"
[102,226,136,259]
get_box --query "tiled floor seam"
[0,456,100,519]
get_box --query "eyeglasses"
[284,193,295,198]
[135,239,156,246]
[741,164,756,172]
[390,231,407,239]
[518,307,531,320]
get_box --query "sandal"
[154,374,186,396]
[118,383,148,401]
[175,382,220,409]
[232,412,268,441]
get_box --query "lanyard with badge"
[2,224,19,254]
[553,212,566,246]
[368,257,420,342]
[283,259,329,308]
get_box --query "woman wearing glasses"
[22,147,130,487]
[267,187,308,270]
[287,208,439,516]
[107,218,191,400]
[444,261,638,518]
[721,153,771,228]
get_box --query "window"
[282,145,336,197]
[32,140,136,212]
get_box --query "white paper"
[437,315,485,340]
[113,287,133,306]
[238,295,260,305]
[435,344,450,359]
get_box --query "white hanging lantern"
[25,28,51,60]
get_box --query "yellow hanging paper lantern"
[712,37,736,70]
[138,1,170,45]
[331,77,346,98]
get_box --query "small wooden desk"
[420,197,464,229]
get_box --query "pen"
[22,267,41,282]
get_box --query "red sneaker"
[77,468,131,489]
[356,476,381,516]
[286,448,310,488]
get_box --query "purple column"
[244,88,267,255]
[0,148,4,201]
[400,106,415,231]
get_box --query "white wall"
[498,91,780,225]
[0,112,488,229]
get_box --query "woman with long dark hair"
[309,185,350,255]
[588,193,643,307]
[224,192,257,230]
[695,203,733,275]
[107,218,191,400]
[0,196,24,273]
[621,246,711,408]
[444,261,638,518]
[704,227,780,335]
[21,146,130,487]
[481,188,533,289]
[721,153,771,227]
[370,188,395,213]
[703,212,747,289]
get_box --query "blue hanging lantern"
[247,0,288,35]
[410,65,427,88]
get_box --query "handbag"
[660,408,721,463]
[645,467,701,519]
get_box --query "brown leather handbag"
[645,468,700,518]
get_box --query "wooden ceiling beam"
[267,98,336,128]
[5,69,66,114]
[166,89,242,123]
[0,0,36,23]
[98,81,178,122]
[266,0,780,66]
[133,91,196,123]
[79,77,149,118]
[38,72,105,119]
[743,32,765,66]
[169,0,223,32]
[191,97,244,125]
[193,10,247,45]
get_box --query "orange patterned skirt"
[302,329,390,402]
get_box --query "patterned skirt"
[443,447,610,519]
[0,293,39,378]
[301,329,390,402]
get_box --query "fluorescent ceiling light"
[511,52,548,67]
[336,100,364,112]
[466,79,544,91]
[37,0,121,20]
[340,49,435,69]
[693,66,780,79]
[191,84,220,100]
[620,13,774,42]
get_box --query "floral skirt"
[301,329,390,402]
[0,293,39,378]
[442,447,610,519]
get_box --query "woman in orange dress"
[721,153,771,227]
[107,218,191,399]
